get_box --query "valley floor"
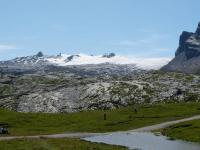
[1,102,200,136]
[1,102,200,149]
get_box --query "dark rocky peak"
[195,22,200,37]
[67,55,80,61]
[36,51,44,57]
[102,53,116,58]
[174,23,200,60]
[57,52,62,57]
[175,31,193,56]
[161,22,200,73]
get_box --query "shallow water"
[83,132,200,150]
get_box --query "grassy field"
[162,119,200,143]
[0,102,200,136]
[0,138,127,150]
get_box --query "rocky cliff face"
[162,22,200,73]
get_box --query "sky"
[0,0,200,60]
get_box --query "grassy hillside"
[0,138,127,150]
[162,119,200,143]
[0,102,200,136]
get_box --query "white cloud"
[110,32,172,57]
[119,39,149,46]
[136,28,157,34]
[22,36,38,40]
[0,44,16,52]
[118,34,168,47]
[113,29,171,48]
[154,48,169,52]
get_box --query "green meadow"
[0,102,200,136]
[0,138,127,150]
[162,119,200,143]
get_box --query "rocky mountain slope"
[0,52,170,71]
[162,22,200,73]
[1,69,200,113]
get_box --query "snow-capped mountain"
[0,52,171,70]
[46,53,171,69]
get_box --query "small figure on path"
[104,113,107,120]
[134,105,138,114]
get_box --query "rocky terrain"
[1,65,200,113]
[162,22,200,73]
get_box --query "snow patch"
[46,53,172,70]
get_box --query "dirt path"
[0,115,200,141]
[0,133,105,141]
[126,115,200,133]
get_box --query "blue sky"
[0,0,200,60]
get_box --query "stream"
[83,132,200,150]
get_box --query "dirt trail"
[126,115,200,133]
[0,115,200,141]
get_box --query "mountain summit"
[161,22,200,73]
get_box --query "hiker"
[104,113,107,120]
[134,105,138,114]
[134,107,138,114]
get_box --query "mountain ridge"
[0,52,170,71]
[161,22,200,73]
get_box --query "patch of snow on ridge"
[46,53,172,70]
[46,54,70,66]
